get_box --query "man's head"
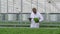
[32,8,37,14]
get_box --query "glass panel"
[8,0,14,13]
[14,0,21,13]
[1,0,7,13]
[38,0,45,13]
[31,0,38,8]
[22,0,31,13]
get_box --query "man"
[29,8,44,28]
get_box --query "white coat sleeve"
[30,12,34,18]
[30,12,34,22]
[39,13,44,22]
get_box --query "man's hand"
[28,18,32,22]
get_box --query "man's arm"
[29,12,33,22]
[39,13,44,22]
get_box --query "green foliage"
[0,28,60,34]
[34,18,39,23]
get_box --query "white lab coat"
[30,12,44,28]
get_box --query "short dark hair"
[32,8,36,10]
